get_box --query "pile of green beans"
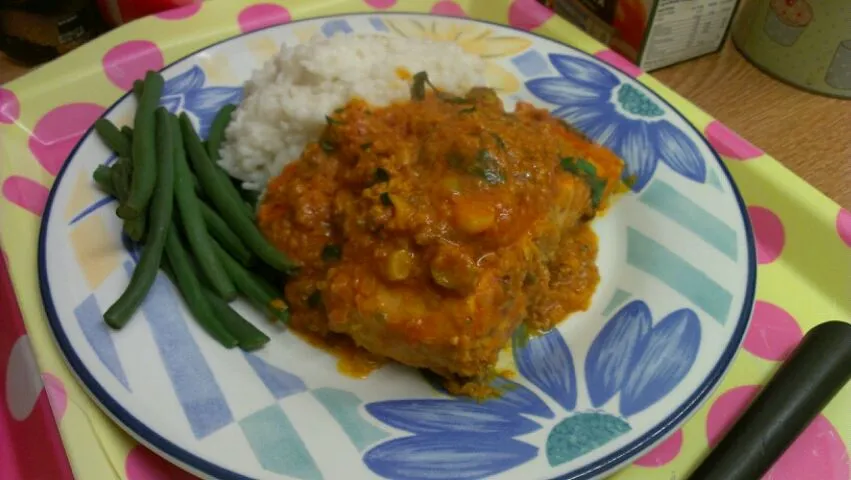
[92,70,298,352]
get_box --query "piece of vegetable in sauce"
[320,140,335,153]
[441,96,473,105]
[307,290,322,309]
[411,71,429,101]
[429,247,477,294]
[409,71,472,104]
[560,156,606,208]
[471,149,505,185]
[447,148,505,185]
[454,200,496,235]
[361,142,373,152]
[385,249,413,281]
[490,132,507,151]
[442,175,461,194]
[325,115,343,126]
[322,244,342,262]
[379,192,393,207]
[374,167,390,183]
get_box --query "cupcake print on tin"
[825,40,851,90]
[764,0,813,46]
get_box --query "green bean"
[183,245,267,350]
[132,79,144,99]
[206,104,236,160]
[251,261,286,298]
[123,220,146,242]
[253,264,281,301]
[163,231,237,348]
[121,126,133,146]
[200,201,253,266]
[123,217,146,242]
[103,107,174,329]
[95,118,131,157]
[111,159,147,240]
[93,165,114,193]
[120,71,164,219]
[110,158,132,202]
[202,288,270,351]
[180,113,297,273]
[240,188,261,210]
[191,171,202,196]
[170,115,237,300]
[214,167,243,211]
[103,160,146,241]
[211,241,290,322]
[180,114,254,218]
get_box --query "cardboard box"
[542,0,741,70]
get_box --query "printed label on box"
[547,0,739,70]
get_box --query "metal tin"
[732,0,851,98]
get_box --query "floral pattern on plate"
[364,300,701,478]
[526,55,705,191]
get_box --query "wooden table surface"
[2,40,849,207]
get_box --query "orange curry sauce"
[257,87,624,385]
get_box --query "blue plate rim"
[37,11,757,480]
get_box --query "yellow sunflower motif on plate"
[198,52,238,84]
[383,19,531,93]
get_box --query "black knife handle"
[687,320,851,480]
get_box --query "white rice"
[219,34,487,190]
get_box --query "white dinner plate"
[39,13,756,480]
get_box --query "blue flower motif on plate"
[585,300,702,417]
[159,66,243,138]
[363,377,549,480]
[526,54,705,191]
[362,300,701,478]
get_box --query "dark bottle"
[0,0,107,66]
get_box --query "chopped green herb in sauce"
[321,244,342,262]
[360,142,373,152]
[307,290,322,309]
[411,71,429,101]
[325,115,343,126]
[472,149,505,185]
[374,167,390,183]
[447,148,505,185]
[490,132,506,151]
[320,140,335,153]
[379,192,393,206]
[561,157,605,208]
[447,150,464,170]
[459,107,476,114]
[441,96,473,104]
[409,71,472,104]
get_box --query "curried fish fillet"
[257,86,624,382]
